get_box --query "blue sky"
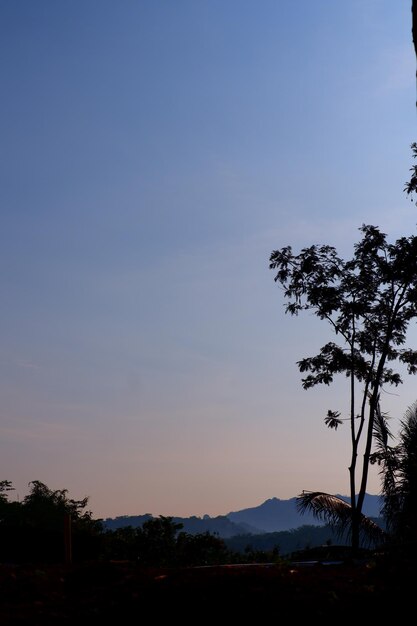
[1,1,416,518]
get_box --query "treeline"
[224,522,383,557]
[1,480,358,566]
[0,480,102,563]
[0,480,269,565]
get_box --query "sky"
[1,0,417,520]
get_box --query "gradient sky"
[1,0,417,520]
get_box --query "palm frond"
[297,491,351,524]
[378,400,417,536]
[400,400,417,452]
[373,401,392,452]
[297,490,387,547]
[324,410,343,430]
[391,400,417,539]
[372,402,400,532]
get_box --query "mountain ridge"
[103,493,382,537]
[227,493,381,533]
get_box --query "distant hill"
[227,493,382,533]
[103,493,383,537]
[103,514,153,531]
[103,514,260,538]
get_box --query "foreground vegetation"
[0,549,416,622]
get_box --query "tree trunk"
[351,508,360,555]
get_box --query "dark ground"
[0,552,414,624]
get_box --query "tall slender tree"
[269,224,417,552]
[412,0,417,60]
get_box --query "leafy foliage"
[21,480,99,531]
[0,480,102,563]
[102,515,234,566]
[404,142,417,201]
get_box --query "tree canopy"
[270,223,417,551]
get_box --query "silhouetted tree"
[270,219,417,552]
[412,0,417,60]
[0,480,102,562]
[101,516,231,566]
[0,480,21,530]
[0,479,14,502]
[177,530,230,566]
[372,400,417,544]
[136,516,183,566]
[393,402,417,541]
[22,480,97,529]
[404,143,417,200]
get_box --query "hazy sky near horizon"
[1,1,417,519]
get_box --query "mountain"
[103,514,153,531]
[103,493,383,537]
[102,514,260,538]
[227,493,382,533]
[172,516,261,538]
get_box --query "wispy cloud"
[14,359,42,372]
